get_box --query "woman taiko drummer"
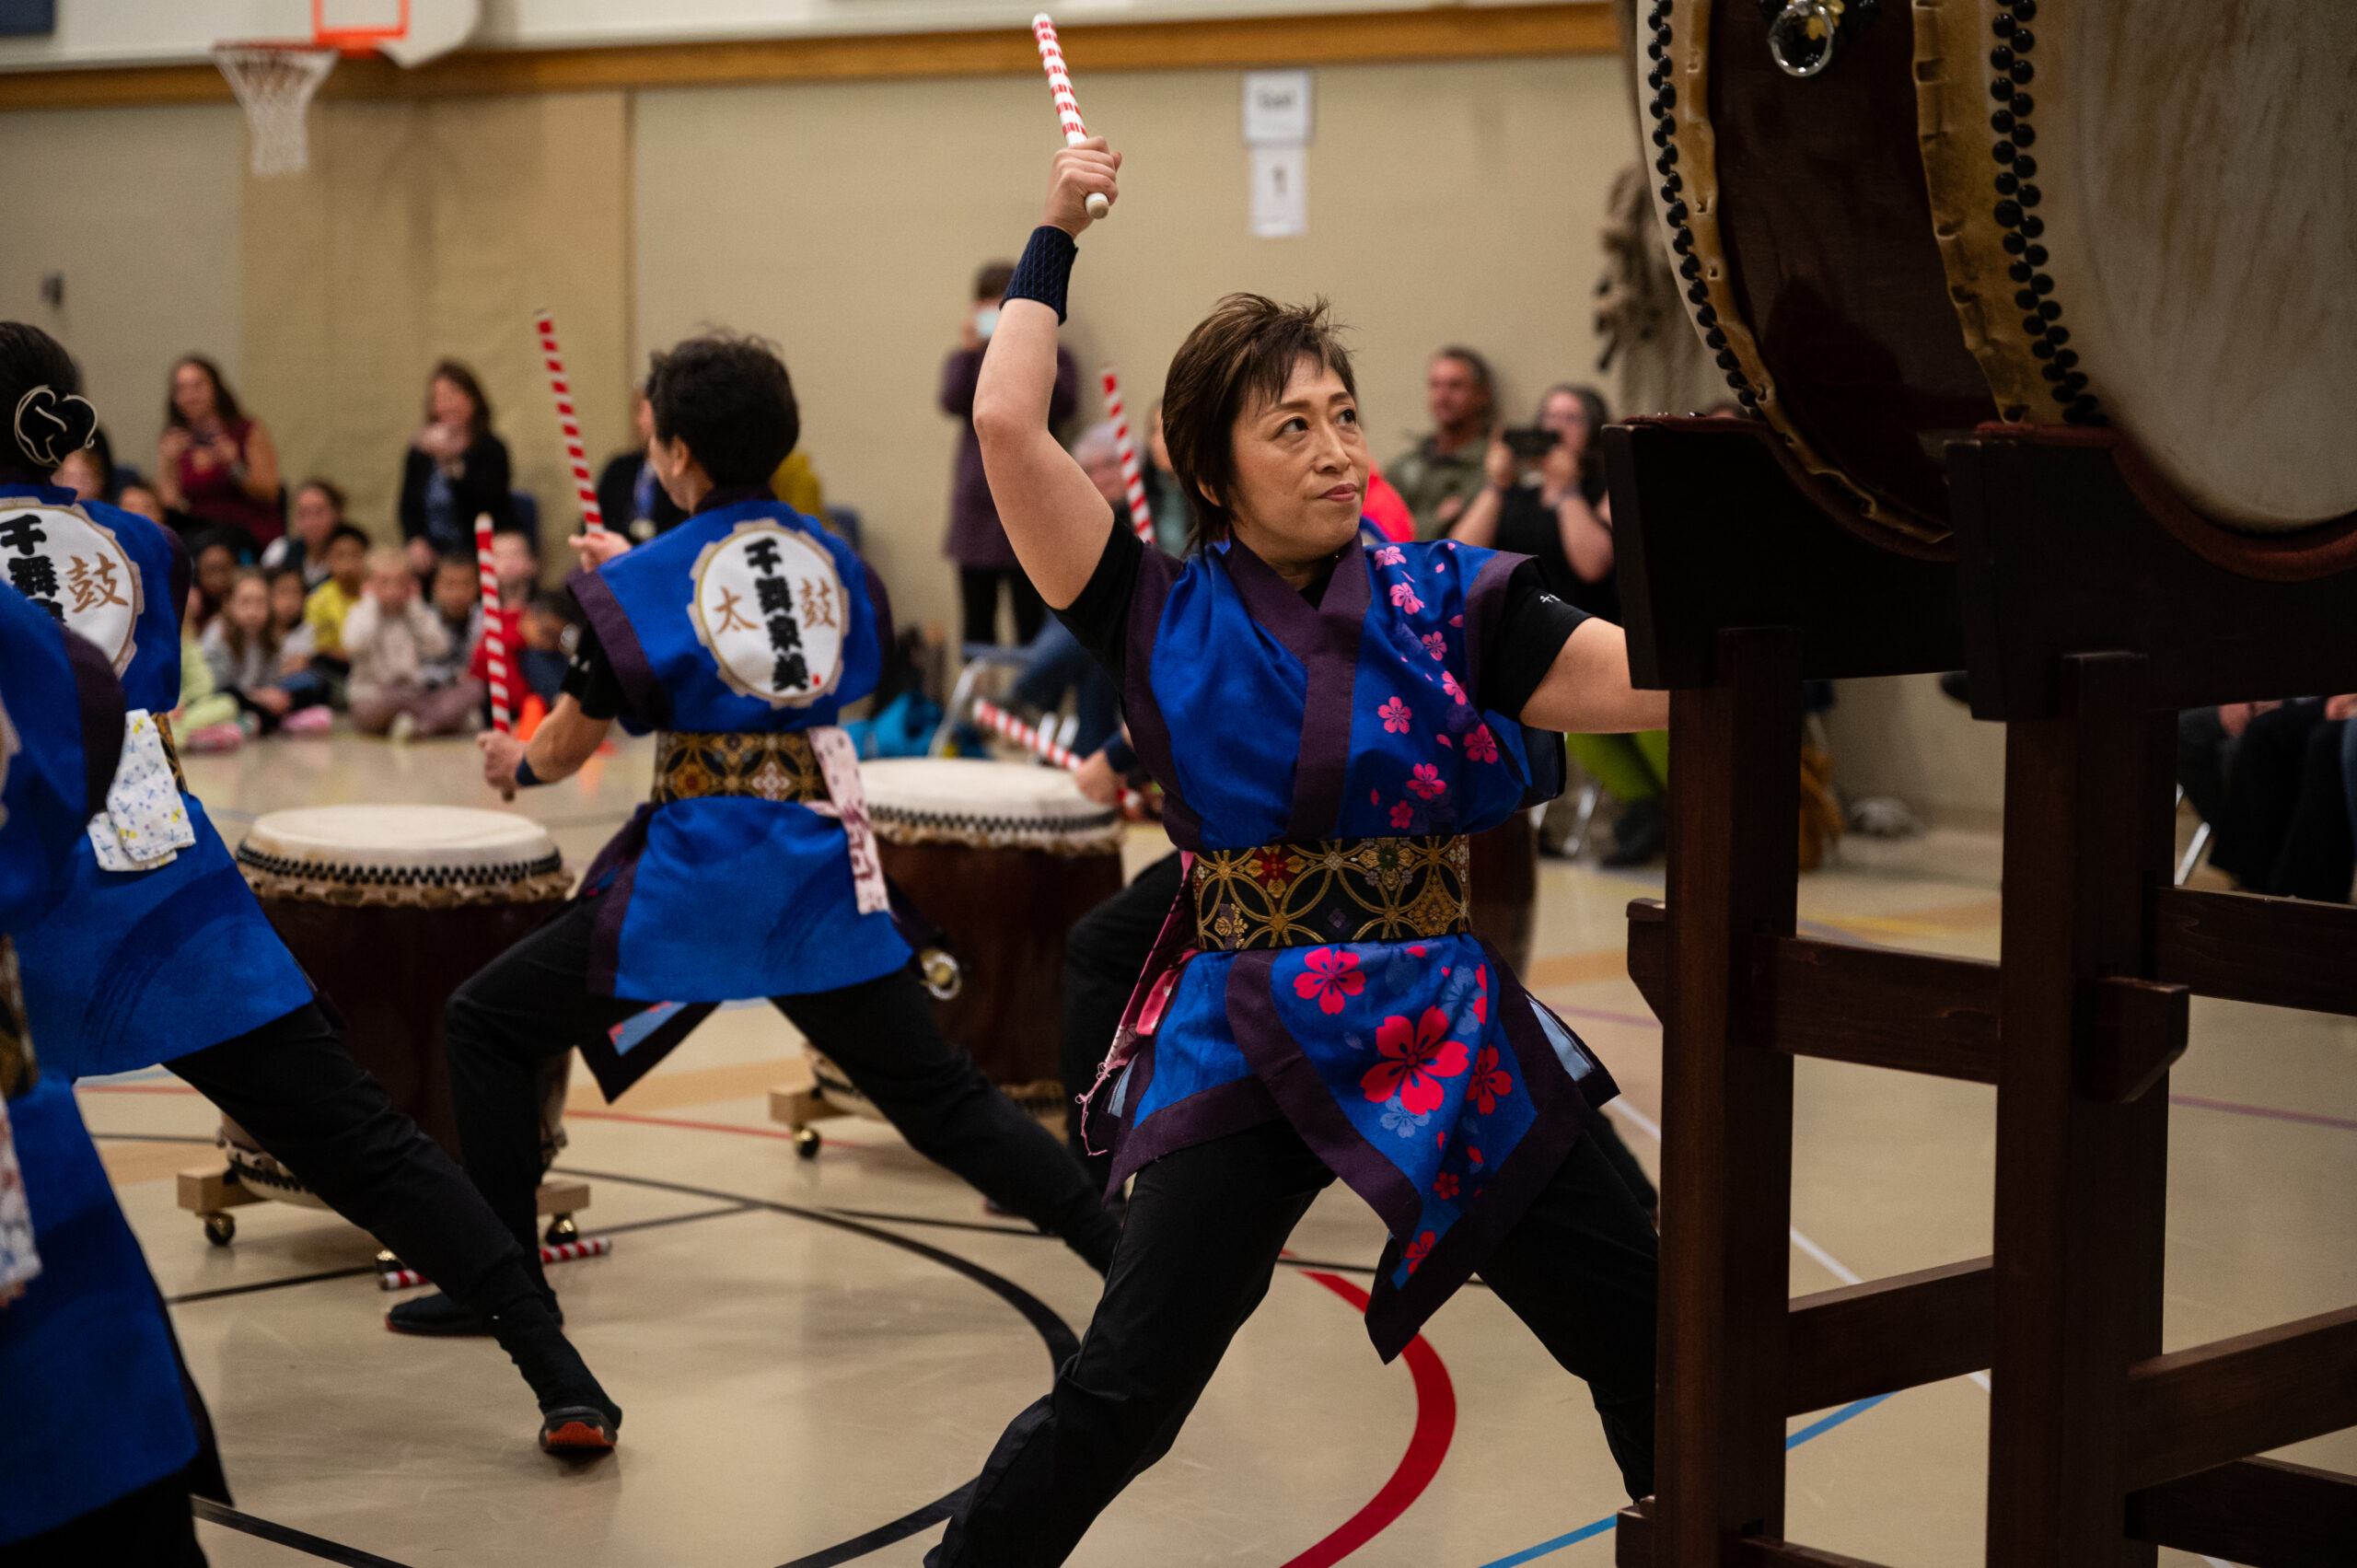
[929,141,1667,1563]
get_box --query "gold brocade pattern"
[155,718,187,795]
[0,939,34,1100]
[652,730,829,807]
[1190,834,1472,951]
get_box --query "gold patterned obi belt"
[652,730,829,807]
[1190,834,1471,952]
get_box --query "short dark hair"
[645,333,799,488]
[425,360,493,440]
[1434,345,1493,392]
[324,522,370,554]
[296,476,347,517]
[975,261,1016,302]
[0,321,92,474]
[1160,294,1356,549]
[434,552,478,576]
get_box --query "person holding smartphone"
[941,258,1076,646]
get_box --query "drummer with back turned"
[387,331,1119,1338]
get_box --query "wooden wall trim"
[0,5,1618,112]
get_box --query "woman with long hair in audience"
[400,359,515,579]
[926,140,1664,1564]
[156,354,282,547]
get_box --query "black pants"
[932,1118,1659,1566]
[0,1465,207,1567]
[442,900,1120,1281]
[2211,701,2354,902]
[168,1004,528,1308]
[1057,851,1661,1213]
[959,565,1046,648]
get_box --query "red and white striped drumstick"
[532,308,607,535]
[379,1235,610,1292]
[1031,14,1111,221]
[1100,366,1155,542]
[972,698,1146,815]
[473,513,513,736]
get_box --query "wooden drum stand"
[1605,418,2357,1567]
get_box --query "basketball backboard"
[308,0,477,65]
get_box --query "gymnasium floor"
[77,726,2356,1567]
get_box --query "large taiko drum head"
[859,759,1125,1100]
[231,806,575,1201]
[1643,0,2357,542]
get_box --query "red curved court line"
[1282,1270,1457,1568]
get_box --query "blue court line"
[1471,1393,1894,1568]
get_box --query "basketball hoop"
[214,42,339,178]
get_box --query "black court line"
[775,1481,977,1568]
[821,1204,1046,1239]
[192,1498,415,1568]
[163,1203,759,1306]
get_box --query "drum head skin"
[237,805,567,903]
[858,758,1124,854]
[1920,0,2357,533]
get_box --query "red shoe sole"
[539,1420,616,1454]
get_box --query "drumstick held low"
[1100,367,1155,542]
[1032,15,1111,220]
[972,698,1147,817]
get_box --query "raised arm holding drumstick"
[932,115,1665,1568]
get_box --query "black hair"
[1161,295,1357,549]
[425,360,493,440]
[434,551,479,575]
[645,333,799,488]
[1,321,98,473]
[975,261,1016,302]
[323,522,370,553]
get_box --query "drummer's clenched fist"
[1045,138,1120,236]
[479,727,527,797]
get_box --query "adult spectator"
[2206,697,2353,902]
[1450,383,1617,619]
[1387,346,1495,540]
[942,259,1076,645]
[157,354,282,545]
[261,478,345,588]
[596,385,686,540]
[399,359,514,576]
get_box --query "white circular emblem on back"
[0,504,141,672]
[687,521,848,708]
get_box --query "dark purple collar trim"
[1221,537,1347,668]
[583,805,653,998]
[1224,949,1425,1241]
[859,561,895,656]
[567,563,669,729]
[1103,1060,1283,1200]
[0,472,69,499]
[693,483,774,516]
[1283,547,1370,839]
[1120,547,1199,849]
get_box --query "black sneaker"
[539,1406,620,1456]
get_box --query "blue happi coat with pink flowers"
[1097,532,1620,1358]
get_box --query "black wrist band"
[514,756,543,788]
[1004,226,1078,324]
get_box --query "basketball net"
[214,44,339,178]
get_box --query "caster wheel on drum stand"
[795,1127,822,1160]
[202,1212,237,1247]
[545,1214,579,1245]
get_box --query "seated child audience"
[200,567,334,735]
[170,586,245,752]
[302,522,371,679]
[188,528,244,633]
[261,478,347,588]
[343,546,481,739]
[490,528,539,610]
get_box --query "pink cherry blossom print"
[1404,1230,1436,1272]
[1449,614,1465,628]
[1465,725,1500,764]
[1389,581,1424,615]
[1361,1009,1472,1115]
[1468,1144,1485,1167]
[1389,800,1415,830]
[1441,671,1467,706]
[1406,764,1446,800]
[1379,697,1412,734]
[1469,1045,1515,1114]
[1436,734,1453,749]
[1422,632,1448,660]
[1375,545,1404,566]
[1294,947,1366,1015]
[1433,1172,1460,1201]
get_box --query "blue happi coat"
[4,482,310,1079]
[0,580,198,1544]
[569,494,909,1005]
[1102,533,1618,1358]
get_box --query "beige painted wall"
[1824,676,2007,827]
[633,53,1641,635]
[0,102,246,474]
[240,91,633,552]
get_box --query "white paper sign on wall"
[1242,69,1312,145]
[1249,144,1307,238]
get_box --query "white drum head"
[238,804,564,899]
[858,758,1122,854]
